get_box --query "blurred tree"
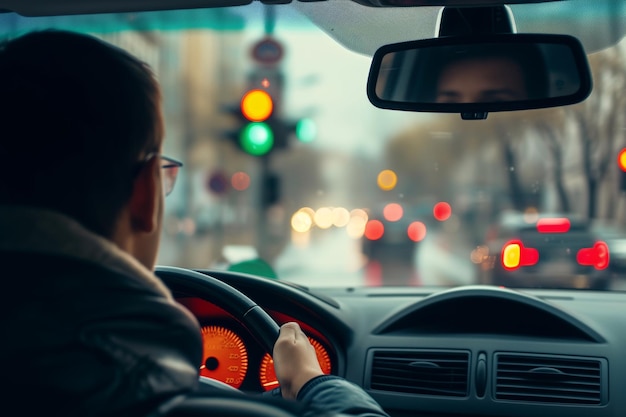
[567,44,626,219]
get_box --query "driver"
[0,30,389,417]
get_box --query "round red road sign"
[251,38,284,65]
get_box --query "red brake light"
[364,220,385,240]
[407,221,427,242]
[577,241,610,270]
[433,202,452,222]
[536,217,571,234]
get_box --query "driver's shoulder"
[1,251,203,417]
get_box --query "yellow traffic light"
[240,89,273,122]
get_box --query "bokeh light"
[383,203,403,222]
[433,202,452,221]
[296,118,317,143]
[332,207,351,227]
[523,207,539,223]
[470,245,489,264]
[350,208,369,222]
[377,170,398,191]
[346,209,369,239]
[364,220,385,240]
[314,207,334,229]
[291,209,314,233]
[407,221,427,242]
[231,171,250,191]
[347,218,366,238]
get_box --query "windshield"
[5,1,626,291]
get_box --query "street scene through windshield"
[6,3,626,290]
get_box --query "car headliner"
[3,0,625,57]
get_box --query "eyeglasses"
[138,152,183,197]
[160,155,183,196]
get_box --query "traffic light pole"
[257,153,275,261]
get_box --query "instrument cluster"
[177,297,335,392]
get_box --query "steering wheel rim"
[155,266,280,385]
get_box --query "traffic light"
[239,122,274,156]
[240,89,273,122]
[238,89,274,156]
[222,87,296,157]
[295,118,317,143]
[223,74,315,156]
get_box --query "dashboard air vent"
[370,350,469,397]
[495,353,603,405]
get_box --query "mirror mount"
[437,5,516,119]
[461,112,488,121]
[437,6,516,37]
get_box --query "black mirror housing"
[367,34,592,116]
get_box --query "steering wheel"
[155,266,281,394]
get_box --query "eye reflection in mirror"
[435,56,530,103]
[367,34,592,114]
[432,44,547,104]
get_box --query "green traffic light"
[295,118,316,143]
[240,122,274,156]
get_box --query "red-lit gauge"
[259,337,332,391]
[200,325,248,389]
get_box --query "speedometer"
[259,337,332,391]
[200,325,248,389]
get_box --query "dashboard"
[160,268,626,417]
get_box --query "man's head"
[0,30,166,268]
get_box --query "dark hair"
[0,30,162,237]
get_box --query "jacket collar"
[0,205,172,298]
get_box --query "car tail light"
[364,220,385,240]
[501,240,539,270]
[577,241,610,270]
[536,217,571,234]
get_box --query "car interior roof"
[5,0,626,58]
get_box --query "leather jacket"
[0,206,202,417]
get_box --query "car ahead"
[480,211,613,289]
[7,1,626,417]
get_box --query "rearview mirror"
[367,34,592,119]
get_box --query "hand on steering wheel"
[155,266,280,393]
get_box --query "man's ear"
[129,156,160,234]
